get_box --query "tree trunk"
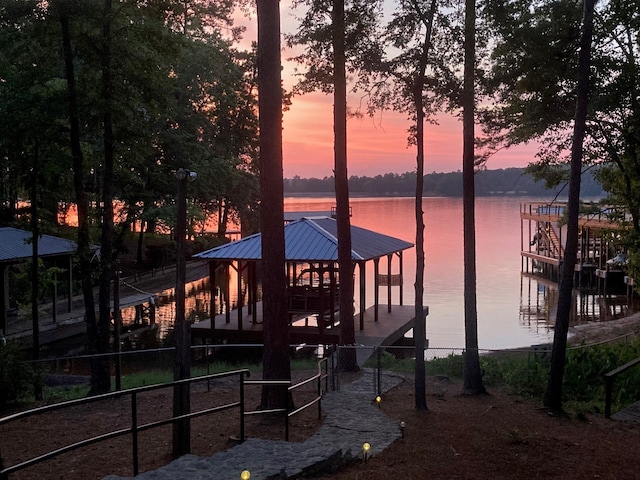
[412,0,437,411]
[544,0,596,411]
[413,76,427,410]
[92,0,115,395]
[30,152,42,400]
[257,0,291,410]
[173,171,191,456]
[462,0,485,395]
[333,0,357,372]
[59,9,98,395]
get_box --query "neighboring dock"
[2,260,209,347]
[520,202,634,290]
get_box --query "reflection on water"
[119,268,256,348]
[118,196,638,351]
[520,273,638,338]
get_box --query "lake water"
[130,196,636,352]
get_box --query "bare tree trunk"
[412,0,437,411]
[333,0,357,371]
[257,0,291,410]
[59,7,98,394]
[544,0,597,411]
[92,0,115,395]
[30,153,42,400]
[462,0,485,395]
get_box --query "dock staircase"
[546,224,564,260]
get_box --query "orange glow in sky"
[235,4,538,179]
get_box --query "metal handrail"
[604,357,640,419]
[241,356,331,441]
[0,369,250,479]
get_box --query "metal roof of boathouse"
[0,227,77,263]
[194,217,413,262]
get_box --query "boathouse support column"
[225,262,231,324]
[236,260,243,331]
[68,255,73,313]
[373,258,380,322]
[208,261,217,335]
[399,251,404,306]
[250,262,258,323]
[1,264,7,335]
[52,267,58,323]
[358,261,365,331]
[329,262,336,327]
[386,254,392,313]
[318,262,325,336]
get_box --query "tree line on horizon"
[283,167,606,198]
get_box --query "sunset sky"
[235,2,538,179]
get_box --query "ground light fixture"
[362,442,371,463]
[400,421,405,438]
[241,470,251,480]
[375,395,381,408]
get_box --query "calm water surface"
[135,196,635,352]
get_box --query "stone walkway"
[104,369,405,480]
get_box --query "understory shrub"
[0,342,37,410]
[419,338,640,411]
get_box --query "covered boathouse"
[520,202,634,290]
[191,216,419,350]
[1,227,77,336]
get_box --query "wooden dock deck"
[191,303,423,366]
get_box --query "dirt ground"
[3,315,640,480]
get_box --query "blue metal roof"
[0,227,77,263]
[194,217,413,262]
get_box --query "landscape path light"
[375,395,381,408]
[400,421,405,438]
[362,442,371,463]
[241,470,251,480]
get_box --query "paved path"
[104,369,405,480]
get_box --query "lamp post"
[173,168,196,456]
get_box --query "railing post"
[605,375,613,419]
[240,372,246,442]
[317,371,322,420]
[131,392,139,476]
[377,347,382,396]
[285,412,290,442]
[1,447,7,480]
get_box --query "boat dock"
[191,303,424,366]
[520,202,634,289]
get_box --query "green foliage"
[0,343,38,410]
[565,341,640,408]
[363,350,416,372]
[480,353,548,398]
[8,259,65,309]
[370,339,640,414]
[424,353,465,378]
[0,0,259,243]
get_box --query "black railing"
[0,354,334,479]
[242,356,330,441]
[0,369,250,479]
[604,357,640,418]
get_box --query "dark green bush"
[0,342,37,410]
[421,339,640,412]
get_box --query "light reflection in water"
[119,196,637,351]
